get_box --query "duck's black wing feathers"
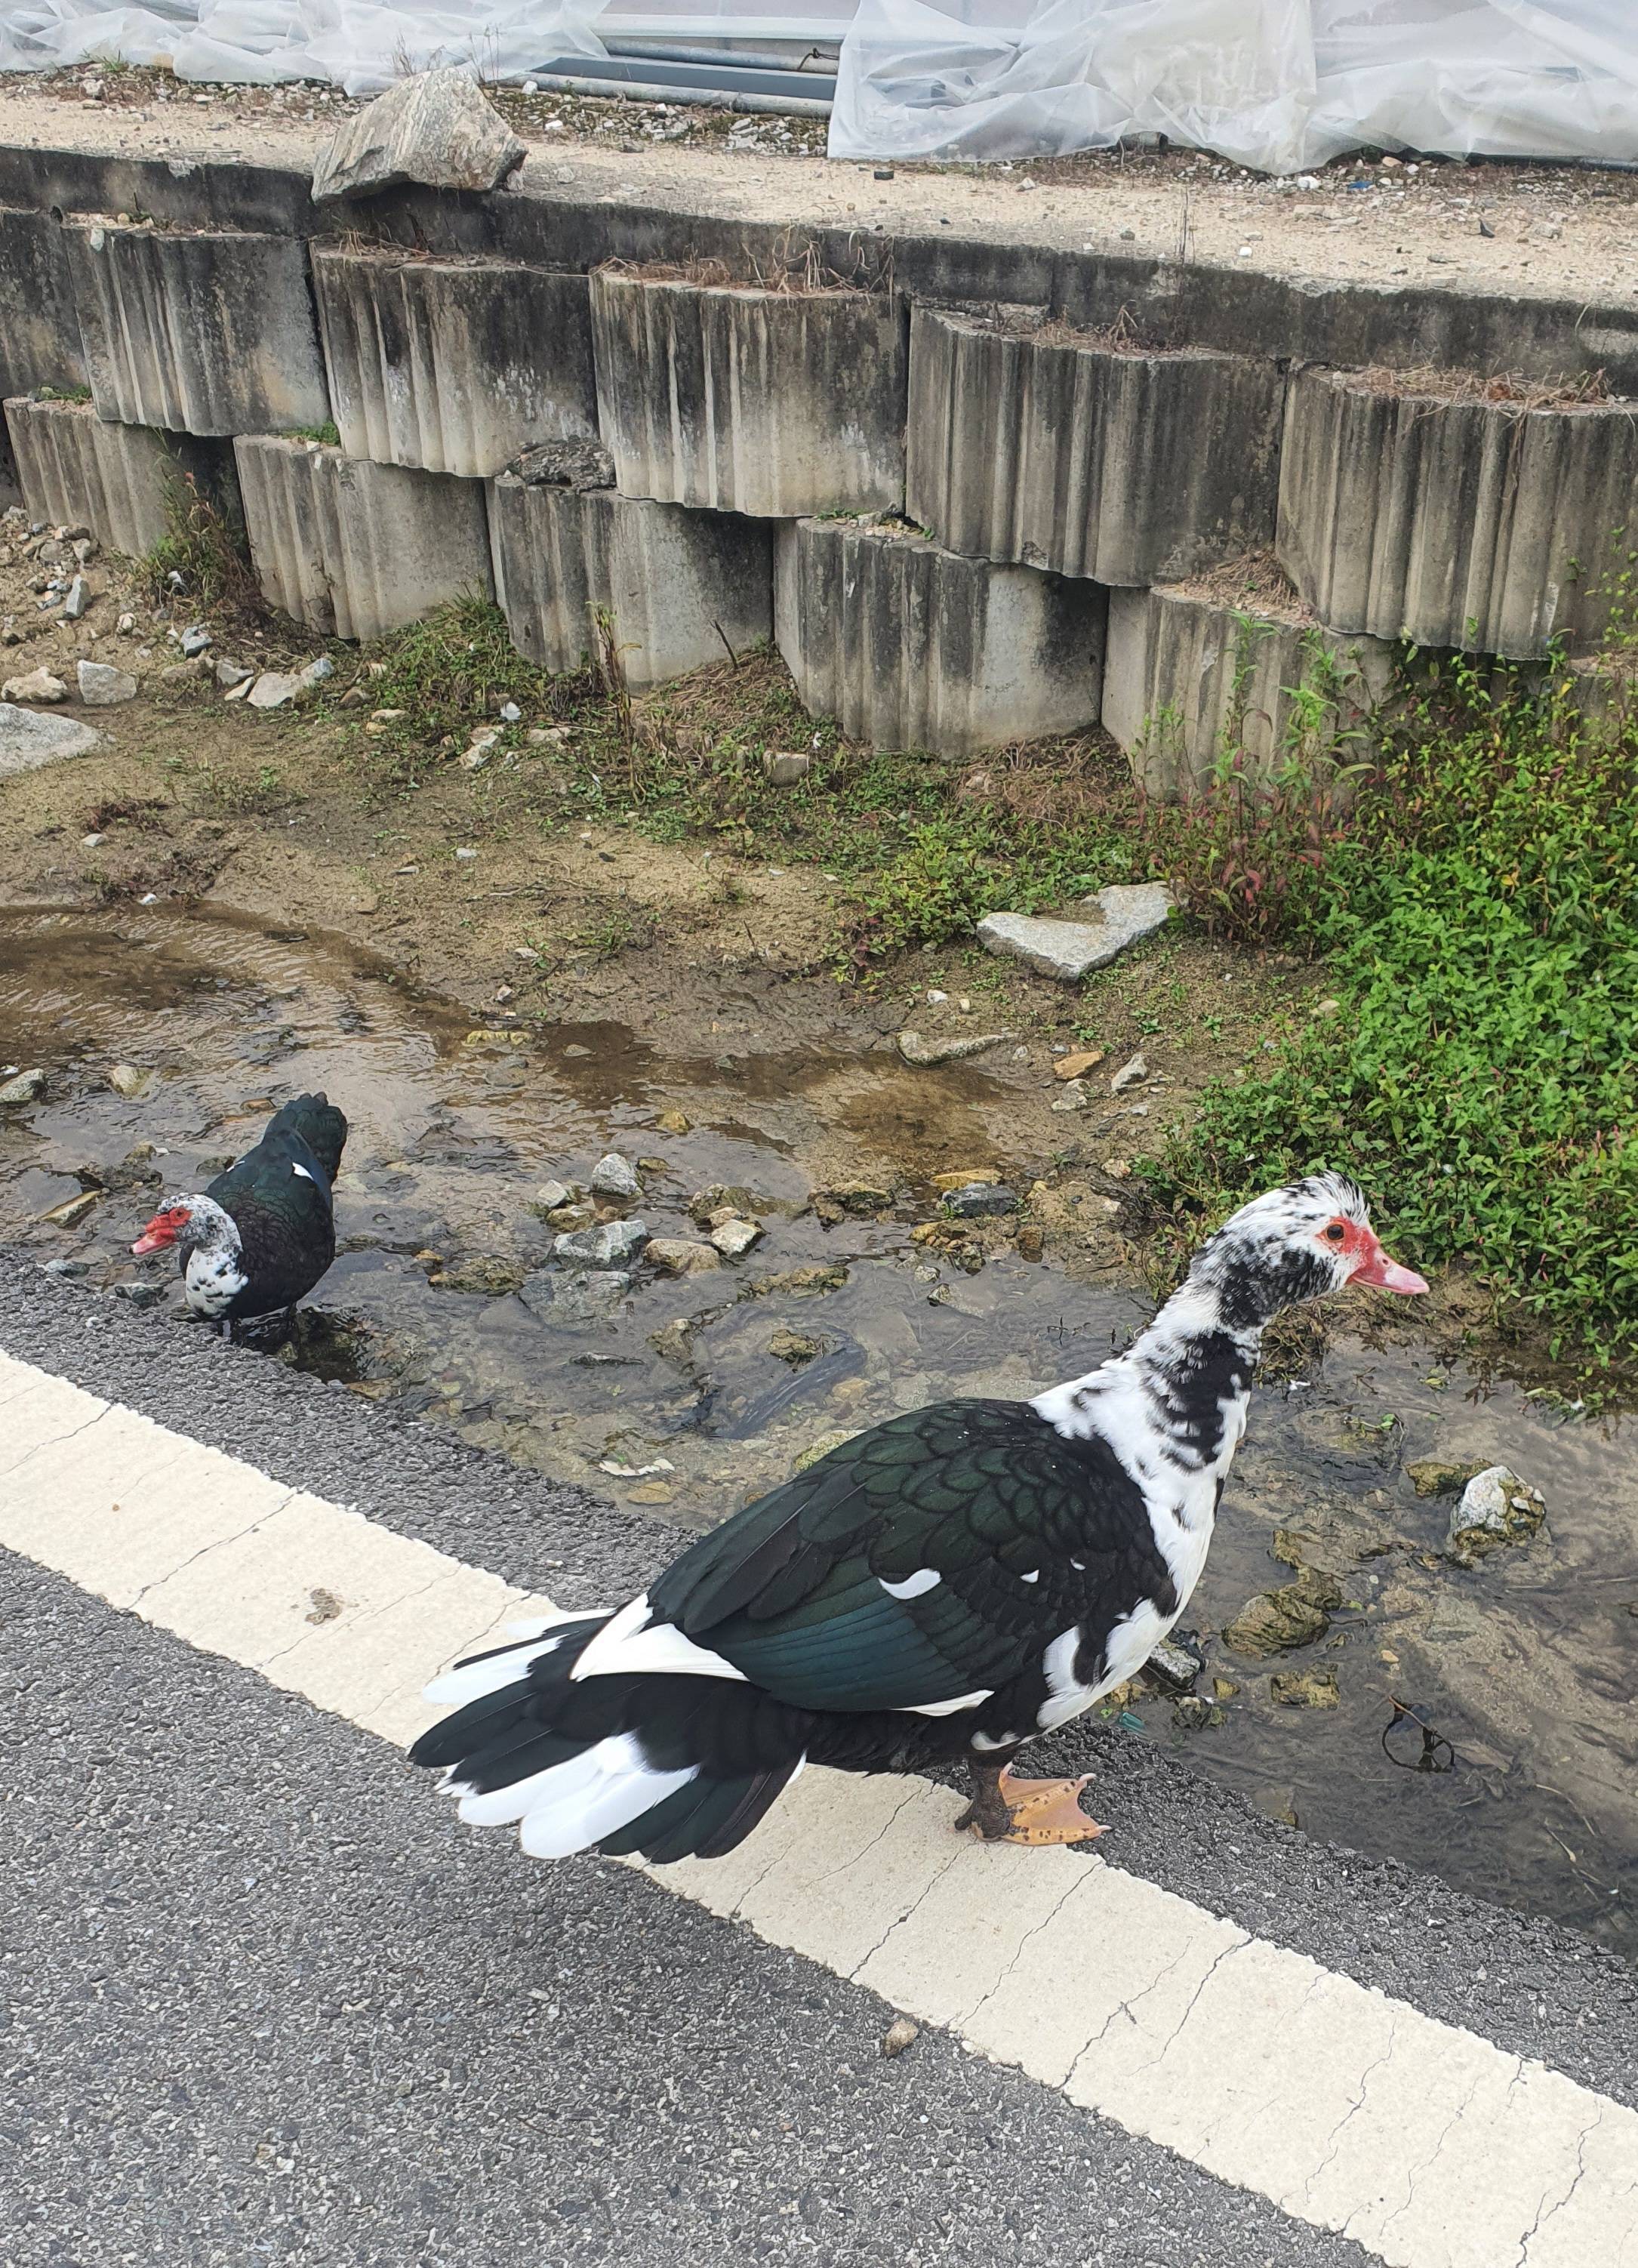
[206,1099,340,1314]
[647,1400,1174,1717]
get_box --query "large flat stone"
[908,305,1282,587]
[312,245,596,479]
[591,270,906,519]
[775,516,1104,759]
[1101,579,1397,793]
[236,435,491,642]
[1277,365,1638,658]
[5,394,238,559]
[63,219,329,439]
[489,462,771,689]
[0,701,100,777]
[978,886,1175,981]
[312,69,525,203]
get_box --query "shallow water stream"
[3,902,1634,1955]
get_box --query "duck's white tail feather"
[409,1606,805,1866]
[423,1612,592,1710]
[514,1736,699,1860]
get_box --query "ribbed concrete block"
[1102,580,1396,793]
[775,517,1104,757]
[312,245,596,479]
[4,394,236,557]
[0,208,85,401]
[907,306,1283,587]
[590,269,905,518]
[489,450,771,689]
[1277,365,1638,658]
[234,435,491,642]
[63,220,329,439]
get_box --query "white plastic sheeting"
[1,0,1634,171]
[830,0,1638,171]
[0,0,611,91]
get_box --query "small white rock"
[75,658,138,706]
[590,1152,642,1200]
[710,1216,764,1259]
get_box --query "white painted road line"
[3,1347,1634,2268]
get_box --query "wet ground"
[2,900,1634,1956]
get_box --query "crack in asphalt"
[0,1397,111,1478]
[1515,2107,1604,2267]
[126,1490,297,1610]
[956,1869,1091,2031]
[1301,2011,1401,2209]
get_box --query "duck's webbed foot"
[956,1759,1105,1847]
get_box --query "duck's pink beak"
[132,1206,184,1258]
[1352,1234,1428,1295]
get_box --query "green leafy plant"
[1145,660,1638,1374]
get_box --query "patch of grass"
[137,470,261,619]
[365,598,585,724]
[346,599,592,784]
[282,421,342,446]
[169,757,297,816]
[1144,658,1638,1381]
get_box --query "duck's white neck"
[1031,1272,1261,1479]
[179,1194,242,1257]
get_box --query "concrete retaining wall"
[235,434,491,642]
[4,393,236,559]
[313,245,596,479]
[4,136,1638,772]
[907,305,1282,587]
[489,464,771,688]
[1277,367,1638,659]
[1102,581,1396,793]
[0,208,84,403]
[776,518,1104,758]
[590,270,906,519]
[63,220,329,439]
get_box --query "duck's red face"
[132,1202,192,1257]
[1317,1213,1428,1294]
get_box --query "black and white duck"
[131,1092,348,1330]
[410,1174,1427,1862]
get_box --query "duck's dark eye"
[1324,1222,1346,1244]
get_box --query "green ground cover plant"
[1144,659,1638,1377]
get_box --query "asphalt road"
[3,1252,1636,2268]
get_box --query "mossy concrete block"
[0,206,85,400]
[775,517,1104,758]
[488,462,771,689]
[63,219,330,439]
[4,393,236,557]
[1101,581,1398,793]
[590,270,906,519]
[235,434,491,642]
[312,245,597,479]
[1277,365,1638,658]
[907,305,1283,587]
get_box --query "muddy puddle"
[2,901,1634,1955]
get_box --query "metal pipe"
[604,39,838,75]
[525,69,833,118]
[534,51,836,99]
